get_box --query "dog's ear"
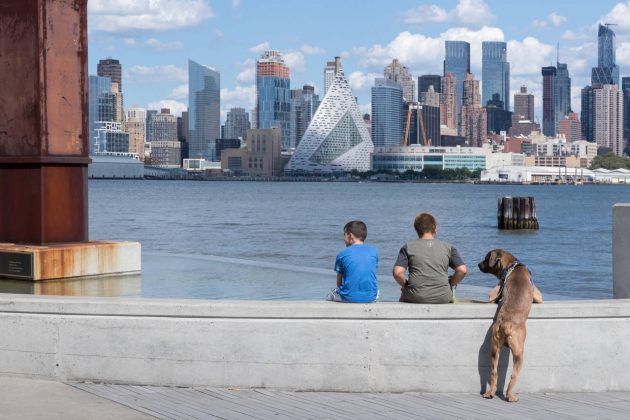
[488,250,501,269]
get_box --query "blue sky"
[87,0,630,124]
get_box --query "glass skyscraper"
[542,66,557,137]
[622,77,630,148]
[481,41,509,110]
[554,62,571,122]
[256,51,291,150]
[188,59,220,160]
[88,75,113,154]
[591,24,619,86]
[371,78,403,147]
[443,41,470,134]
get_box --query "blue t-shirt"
[334,244,379,303]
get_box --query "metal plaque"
[0,252,34,279]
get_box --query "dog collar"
[492,261,533,304]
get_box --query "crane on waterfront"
[402,102,430,146]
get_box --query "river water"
[82,180,629,301]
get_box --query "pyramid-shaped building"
[285,69,373,174]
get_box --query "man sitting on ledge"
[393,213,467,303]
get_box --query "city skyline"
[87,0,630,124]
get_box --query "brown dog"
[478,249,543,402]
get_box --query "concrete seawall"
[1,294,630,393]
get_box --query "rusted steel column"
[0,0,89,244]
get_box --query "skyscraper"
[324,57,341,95]
[418,75,442,97]
[482,41,510,110]
[555,61,571,120]
[581,85,596,142]
[443,41,471,133]
[224,107,251,140]
[384,59,415,103]
[188,59,220,160]
[594,84,624,155]
[559,112,581,143]
[88,75,113,154]
[125,107,146,158]
[591,24,619,86]
[97,58,122,91]
[542,66,557,136]
[256,50,291,149]
[415,86,441,146]
[622,77,630,148]
[461,73,487,147]
[290,85,320,149]
[285,65,373,173]
[148,108,178,143]
[371,78,403,147]
[513,85,535,122]
[440,73,457,130]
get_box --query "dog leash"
[490,261,526,303]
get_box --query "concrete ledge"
[1,294,630,393]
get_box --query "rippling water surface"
[82,180,630,300]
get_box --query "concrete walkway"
[3,377,629,420]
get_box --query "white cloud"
[215,29,224,38]
[358,103,371,116]
[89,0,213,32]
[347,71,381,93]
[600,1,630,34]
[283,51,306,72]
[220,85,256,123]
[232,0,241,11]
[148,99,187,116]
[168,84,189,100]
[507,37,554,75]
[533,11,567,28]
[301,44,326,55]
[126,65,188,83]
[124,37,183,50]
[561,30,590,41]
[236,58,256,84]
[404,0,494,28]
[617,42,630,66]
[249,42,271,53]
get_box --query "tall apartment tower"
[513,86,535,122]
[290,85,320,149]
[581,85,596,142]
[418,74,442,97]
[542,66,557,136]
[224,108,251,140]
[125,107,147,158]
[592,24,619,86]
[256,50,291,149]
[440,73,457,130]
[111,82,124,123]
[559,112,581,143]
[371,78,403,147]
[555,61,571,120]
[594,84,624,155]
[324,56,341,95]
[97,58,122,91]
[444,41,471,134]
[482,41,510,110]
[622,77,630,148]
[188,59,220,160]
[461,73,487,147]
[88,75,113,154]
[384,58,415,103]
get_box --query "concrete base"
[614,204,630,298]
[0,241,141,280]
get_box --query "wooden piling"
[498,196,538,230]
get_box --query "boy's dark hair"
[344,220,367,241]
[414,213,437,236]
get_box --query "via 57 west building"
[285,62,373,174]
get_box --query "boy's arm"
[336,272,343,288]
[392,265,407,287]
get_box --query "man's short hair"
[344,220,367,241]
[414,213,436,236]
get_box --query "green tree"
[589,153,630,170]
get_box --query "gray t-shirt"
[395,239,464,304]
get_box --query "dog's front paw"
[482,391,494,399]
[506,394,519,402]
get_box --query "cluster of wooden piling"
[498,196,539,230]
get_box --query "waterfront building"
[443,41,471,133]
[384,58,415,103]
[221,128,283,176]
[88,75,113,154]
[256,50,291,149]
[285,67,373,173]
[461,73,487,147]
[97,58,122,91]
[148,108,178,143]
[290,85,320,149]
[622,77,630,148]
[594,84,624,156]
[418,75,442,97]
[124,107,146,158]
[324,57,341,94]
[371,78,403,147]
[188,59,220,160]
[559,112,581,143]
[440,73,457,130]
[215,138,241,161]
[371,145,490,172]
[224,107,251,140]
[513,85,535,123]
[482,42,510,110]
[486,94,512,134]
[591,24,619,86]
[93,121,129,154]
[178,111,189,162]
[150,140,182,168]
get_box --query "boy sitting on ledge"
[326,220,379,303]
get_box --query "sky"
[87,0,630,125]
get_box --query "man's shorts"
[325,288,379,303]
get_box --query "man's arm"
[336,272,343,288]
[449,264,467,287]
[392,265,407,287]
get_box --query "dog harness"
[491,261,533,304]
